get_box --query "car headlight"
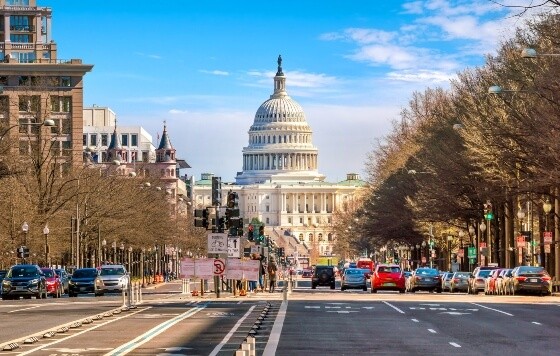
[2,280,11,287]
[29,278,39,285]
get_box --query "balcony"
[10,25,35,32]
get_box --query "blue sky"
[48,0,531,182]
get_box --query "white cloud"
[199,69,229,76]
[347,44,419,69]
[401,1,425,14]
[134,52,162,60]
[386,69,456,83]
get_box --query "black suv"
[1,264,47,300]
[312,265,335,289]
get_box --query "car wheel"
[362,286,367,292]
[371,288,377,293]
[410,288,416,293]
[1,295,8,300]
[311,284,316,289]
[330,283,335,290]
[399,289,405,294]
[437,288,442,293]
[69,292,76,297]
[341,286,345,291]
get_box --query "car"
[485,268,505,295]
[356,258,374,278]
[54,268,70,294]
[1,264,47,300]
[311,265,335,289]
[408,268,442,293]
[41,268,63,298]
[370,264,405,293]
[511,266,552,296]
[340,268,367,291]
[449,272,471,293]
[468,267,498,294]
[499,268,515,295]
[494,268,512,295]
[98,265,129,293]
[0,269,7,294]
[360,268,372,279]
[68,268,104,297]
[441,272,453,292]
[302,269,313,278]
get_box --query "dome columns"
[243,152,318,171]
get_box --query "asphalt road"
[1,280,559,355]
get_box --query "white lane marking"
[304,306,320,309]
[450,342,461,348]
[471,303,513,316]
[8,305,41,313]
[532,321,542,325]
[411,319,419,323]
[208,305,256,356]
[383,301,405,314]
[105,306,206,356]
[18,307,150,355]
[327,310,358,314]
[237,301,243,304]
[263,301,288,356]
[428,329,437,333]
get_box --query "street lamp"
[43,224,50,267]
[21,222,29,246]
[111,241,117,263]
[120,243,125,264]
[447,235,453,272]
[421,241,426,266]
[101,239,107,264]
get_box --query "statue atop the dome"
[276,54,284,76]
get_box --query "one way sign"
[228,237,240,258]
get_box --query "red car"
[370,264,406,293]
[485,268,505,295]
[41,268,63,298]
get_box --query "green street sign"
[484,212,494,220]
[467,247,476,258]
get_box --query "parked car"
[55,268,70,294]
[407,268,442,293]
[468,266,499,294]
[98,265,129,293]
[302,269,313,278]
[511,266,552,296]
[485,268,505,295]
[441,272,453,292]
[500,268,515,295]
[371,264,405,293]
[340,268,367,291]
[1,264,47,300]
[0,269,7,294]
[312,265,335,289]
[41,268,63,298]
[494,268,512,295]
[68,268,103,297]
[449,271,471,293]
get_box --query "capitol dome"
[235,55,325,185]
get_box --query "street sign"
[207,233,228,254]
[227,237,241,258]
[545,244,551,253]
[516,236,525,248]
[213,258,226,276]
[544,231,553,244]
[467,247,476,258]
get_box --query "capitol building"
[191,56,366,266]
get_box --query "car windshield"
[73,269,97,278]
[100,268,125,276]
[416,269,438,276]
[42,269,54,278]
[345,269,363,275]
[454,273,469,278]
[478,270,493,277]
[378,266,401,273]
[8,266,38,278]
[55,270,66,277]
[518,267,546,274]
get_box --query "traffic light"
[525,255,531,264]
[247,224,254,241]
[256,225,265,244]
[211,176,222,206]
[194,209,209,229]
[277,247,285,257]
[484,201,494,220]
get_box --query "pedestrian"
[268,258,278,293]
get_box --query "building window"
[61,97,71,112]
[288,217,292,224]
[131,134,138,146]
[121,134,128,146]
[266,205,269,212]
[60,77,71,87]
[299,217,303,224]
[266,218,270,224]
[61,118,71,134]
[18,95,40,112]
[90,134,97,147]
[101,134,108,146]
[142,151,149,162]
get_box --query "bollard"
[235,350,248,356]
[283,280,287,301]
[121,286,127,307]
[288,274,293,294]
[181,279,187,295]
[139,282,143,303]
[246,335,256,356]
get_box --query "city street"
[1,280,559,355]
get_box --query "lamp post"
[469,225,475,270]
[101,239,107,264]
[543,198,552,272]
[458,230,465,271]
[112,241,117,263]
[421,241,426,266]
[518,208,526,266]
[480,221,487,266]
[128,246,133,273]
[120,243,125,264]
[43,224,50,267]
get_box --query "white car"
[98,265,129,293]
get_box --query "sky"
[46,0,539,183]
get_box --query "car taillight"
[516,276,526,282]
[541,276,551,281]
[453,278,459,283]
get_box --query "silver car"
[340,268,367,291]
[98,265,129,293]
